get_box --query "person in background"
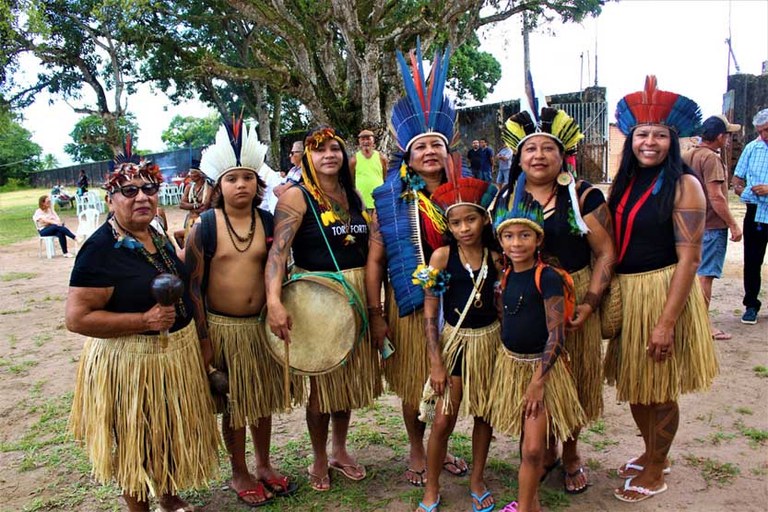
[274,141,304,198]
[467,139,482,179]
[77,169,89,196]
[479,139,494,182]
[496,143,513,186]
[682,115,743,339]
[350,129,388,213]
[33,195,77,257]
[731,108,768,325]
[175,163,212,248]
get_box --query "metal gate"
[550,101,609,183]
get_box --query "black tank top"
[292,188,369,271]
[614,167,677,274]
[542,181,605,272]
[443,242,498,328]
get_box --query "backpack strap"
[256,207,274,251]
[199,209,217,297]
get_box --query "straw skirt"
[489,348,585,443]
[383,286,431,409]
[69,320,219,500]
[568,266,604,422]
[293,266,383,413]
[604,264,718,404]
[207,312,302,428]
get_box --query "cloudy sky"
[20,0,768,165]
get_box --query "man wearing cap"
[732,108,768,325]
[274,141,304,199]
[683,115,743,339]
[350,129,387,211]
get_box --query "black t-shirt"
[292,187,369,271]
[69,222,193,333]
[614,167,677,274]
[467,149,482,171]
[542,182,604,272]
[501,266,563,354]
[443,242,498,328]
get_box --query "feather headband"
[493,172,544,236]
[502,107,584,154]
[431,154,497,215]
[104,134,162,193]
[615,75,701,136]
[391,39,457,152]
[200,115,268,182]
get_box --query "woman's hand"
[523,378,545,419]
[567,303,593,330]
[369,314,389,351]
[143,304,176,331]
[648,322,674,362]
[429,362,450,397]
[267,301,293,344]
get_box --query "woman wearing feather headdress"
[365,42,471,490]
[66,139,219,512]
[493,107,615,495]
[606,76,718,503]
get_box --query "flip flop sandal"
[617,457,671,478]
[329,460,367,481]
[260,475,298,497]
[417,495,441,512]
[470,489,496,512]
[498,501,519,512]
[306,465,331,492]
[613,477,668,503]
[442,455,469,477]
[563,466,589,494]
[233,481,274,508]
[405,467,427,487]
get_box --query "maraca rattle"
[150,273,184,349]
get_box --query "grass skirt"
[69,321,219,500]
[207,312,303,428]
[383,286,430,409]
[420,321,501,421]
[488,348,585,443]
[568,266,604,422]
[604,265,718,404]
[293,266,383,413]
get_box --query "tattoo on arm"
[424,311,441,361]
[540,296,566,377]
[265,202,303,293]
[369,213,384,245]
[673,208,705,249]
[184,226,209,343]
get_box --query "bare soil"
[0,204,766,512]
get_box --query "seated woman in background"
[33,195,77,257]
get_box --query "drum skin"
[265,275,360,375]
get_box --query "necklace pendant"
[474,296,483,309]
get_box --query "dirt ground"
[0,204,766,512]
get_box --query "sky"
[19,0,768,166]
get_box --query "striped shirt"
[734,137,768,224]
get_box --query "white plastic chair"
[85,191,106,213]
[35,220,57,259]
[167,184,183,205]
[76,208,101,241]
[158,183,173,206]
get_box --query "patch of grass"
[586,419,606,435]
[580,427,619,452]
[708,430,737,445]
[0,272,37,281]
[7,359,39,375]
[8,333,18,349]
[585,458,601,471]
[753,365,768,378]
[0,307,31,315]
[32,333,52,347]
[0,188,78,247]
[735,419,768,446]
[735,407,753,415]
[683,454,740,487]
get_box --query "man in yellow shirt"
[351,129,388,212]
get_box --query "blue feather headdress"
[492,172,544,236]
[615,75,701,137]
[391,39,457,153]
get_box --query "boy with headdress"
[186,119,298,507]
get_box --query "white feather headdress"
[200,118,268,182]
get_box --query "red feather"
[409,50,428,117]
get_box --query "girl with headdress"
[490,186,586,512]
[411,161,500,512]
[607,76,718,503]
[365,42,469,487]
[266,125,382,492]
[67,140,219,512]
[493,107,616,493]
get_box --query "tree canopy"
[64,113,138,162]
[161,114,219,150]
[0,107,43,185]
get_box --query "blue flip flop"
[417,494,441,512]
[471,489,496,512]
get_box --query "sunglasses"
[114,183,160,198]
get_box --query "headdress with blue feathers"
[493,172,544,236]
[615,75,701,137]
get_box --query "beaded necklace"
[222,204,256,253]
[459,246,489,308]
[110,217,187,318]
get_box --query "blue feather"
[615,99,637,136]
[664,96,702,137]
